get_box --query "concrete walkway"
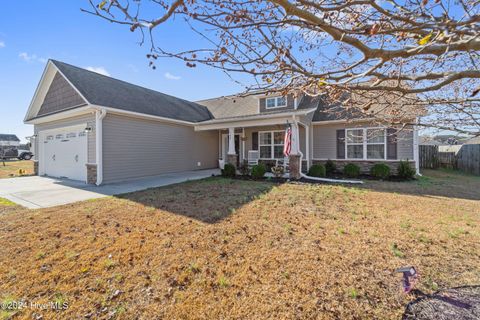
[0,169,220,209]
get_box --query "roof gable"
[37,72,87,117]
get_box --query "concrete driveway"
[0,169,220,209]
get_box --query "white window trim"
[345,127,387,161]
[258,130,284,160]
[265,96,287,109]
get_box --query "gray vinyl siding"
[34,114,96,163]
[312,124,340,159]
[37,72,86,117]
[102,114,218,183]
[312,123,414,160]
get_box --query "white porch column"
[290,121,300,155]
[228,127,236,155]
[242,127,245,161]
[305,125,310,170]
[289,117,302,179]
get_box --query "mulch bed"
[403,286,480,320]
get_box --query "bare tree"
[82,0,480,135]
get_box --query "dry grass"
[0,169,479,319]
[0,160,34,179]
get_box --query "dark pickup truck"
[0,146,33,160]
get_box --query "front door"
[222,134,240,166]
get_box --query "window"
[66,132,76,138]
[346,129,363,159]
[265,96,287,109]
[366,128,385,159]
[55,134,64,140]
[78,131,86,137]
[345,128,386,160]
[259,131,285,159]
[46,135,54,141]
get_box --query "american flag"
[283,126,292,156]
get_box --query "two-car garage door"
[39,125,88,182]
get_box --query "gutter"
[196,108,317,125]
[95,108,107,185]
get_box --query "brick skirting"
[86,164,97,185]
[312,160,416,175]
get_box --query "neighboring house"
[24,60,419,185]
[0,134,21,159]
[465,136,480,145]
[420,135,470,146]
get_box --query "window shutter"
[337,129,345,159]
[387,128,397,160]
[259,98,266,110]
[252,132,258,150]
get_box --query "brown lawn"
[0,169,479,319]
[0,160,34,179]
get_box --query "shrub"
[370,163,391,179]
[251,163,266,179]
[238,161,250,176]
[221,163,236,178]
[325,159,336,175]
[271,166,284,178]
[343,163,360,178]
[397,160,416,180]
[308,164,326,177]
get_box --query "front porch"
[195,113,313,179]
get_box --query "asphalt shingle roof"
[50,60,214,123]
[196,95,259,119]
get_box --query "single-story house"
[0,134,21,159]
[24,60,419,184]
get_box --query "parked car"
[17,149,33,160]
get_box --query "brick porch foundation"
[289,154,301,180]
[226,154,237,169]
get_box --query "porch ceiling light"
[84,127,93,133]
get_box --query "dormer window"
[266,96,287,109]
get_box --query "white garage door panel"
[40,125,88,182]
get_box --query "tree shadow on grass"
[403,285,480,319]
[116,177,275,223]
[358,169,480,201]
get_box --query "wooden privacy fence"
[419,145,439,169]
[457,144,480,175]
[419,144,480,175]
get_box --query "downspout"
[413,119,421,176]
[292,116,363,184]
[95,108,107,185]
